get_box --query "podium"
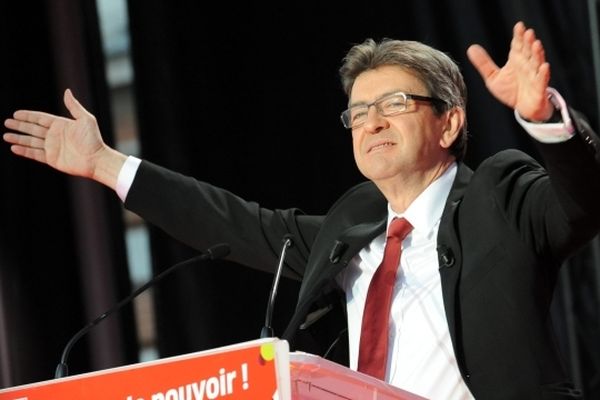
[0,338,426,399]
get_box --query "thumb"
[467,44,498,81]
[63,88,90,120]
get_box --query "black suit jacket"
[125,109,600,399]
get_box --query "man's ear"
[439,107,465,150]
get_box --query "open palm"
[467,21,554,121]
[4,89,106,179]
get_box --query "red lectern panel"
[0,338,290,400]
[290,352,427,400]
[0,339,427,400]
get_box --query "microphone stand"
[260,235,294,338]
[55,243,230,378]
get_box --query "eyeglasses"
[340,91,446,129]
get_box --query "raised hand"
[467,21,554,122]
[4,89,125,188]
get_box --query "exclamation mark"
[241,363,249,390]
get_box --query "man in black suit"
[5,21,600,399]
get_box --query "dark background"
[1,0,599,397]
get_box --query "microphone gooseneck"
[54,243,231,379]
[260,234,294,338]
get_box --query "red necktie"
[357,217,413,380]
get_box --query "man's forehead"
[350,67,426,103]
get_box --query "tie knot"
[387,217,413,241]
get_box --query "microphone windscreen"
[207,243,231,260]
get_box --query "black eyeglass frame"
[340,91,446,129]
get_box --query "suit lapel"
[299,218,387,304]
[437,162,472,355]
[334,218,388,266]
[284,216,387,339]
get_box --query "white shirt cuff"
[515,87,575,143]
[116,156,142,202]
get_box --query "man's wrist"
[521,91,561,124]
[514,88,575,143]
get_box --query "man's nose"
[362,106,388,133]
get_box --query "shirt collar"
[387,162,457,236]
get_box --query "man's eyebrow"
[348,89,412,107]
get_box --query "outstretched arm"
[3,88,126,190]
[467,21,555,122]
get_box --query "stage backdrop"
[0,0,598,398]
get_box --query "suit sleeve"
[487,108,600,262]
[124,161,323,280]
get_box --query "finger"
[521,28,537,59]
[511,21,526,52]
[514,20,526,34]
[524,39,548,84]
[530,39,546,66]
[9,110,56,129]
[467,44,499,81]
[9,144,47,164]
[536,62,551,88]
[3,133,46,149]
[4,117,50,139]
[64,88,90,120]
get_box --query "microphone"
[328,240,348,264]
[437,245,455,268]
[260,234,294,338]
[54,243,231,379]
